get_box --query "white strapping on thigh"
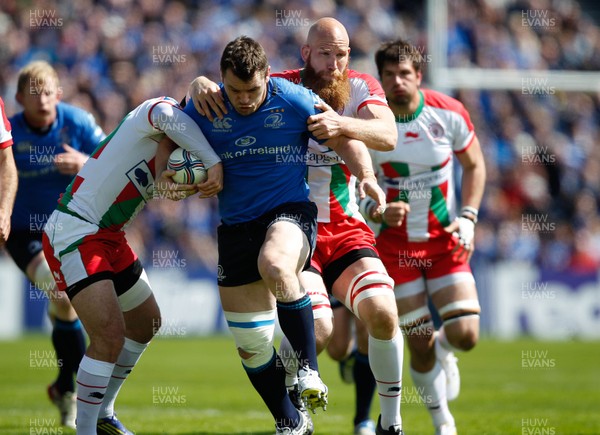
[427,272,475,294]
[118,269,153,312]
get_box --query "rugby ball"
[167,148,207,184]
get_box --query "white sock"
[279,336,299,389]
[76,356,114,434]
[369,330,403,430]
[410,362,455,428]
[98,338,148,419]
[436,327,460,360]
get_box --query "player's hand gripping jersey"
[273,69,388,223]
[57,97,220,230]
[184,77,324,225]
[371,89,476,241]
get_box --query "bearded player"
[360,39,486,435]
[190,18,405,435]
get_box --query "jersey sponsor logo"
[212,117,232,132]
[306,151,344,166]
[428,122,444,139]
[234,136,256,147]
[264,113,285,129]
[126,161,155,201]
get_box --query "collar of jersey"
[396,90,424,123]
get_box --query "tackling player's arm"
[326,136,386,214]
[153,136,192,201]
[308,100,397,151]
[187,76,227,122]
[151,102,223,199]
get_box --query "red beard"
[302,62,351,112]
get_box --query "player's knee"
[258,260,295,297]
[359,297,398,340]
[441,309,480,351]
[225,310,276,369]
[448,325,479,351]
[326,334,350,361]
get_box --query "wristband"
[359,197,376,218]
[460,206,478,217]
[359,197,383,223]
[461,206,478,223]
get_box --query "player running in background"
[5,61,105,428]
[361,39,486,435]
[184,36,386,435]
[42,96,222,435]
[0,96,18,246]
[190,17,404,435]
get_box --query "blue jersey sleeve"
[76,110,106,154]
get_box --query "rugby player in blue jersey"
[183,36,385,435]
[5,61,105,429]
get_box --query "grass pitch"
[0,335,598,434]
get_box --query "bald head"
[301,17,351,71]
[306,17,349,47]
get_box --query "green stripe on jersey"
[430,185,450,227]
[99,196,144,229]
[330,164,351,216]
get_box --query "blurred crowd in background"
[1,0,599,278]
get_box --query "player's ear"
[301,44,310,63]
[265,66,271,83]
[15,91,23,106]
[416,69,423,87]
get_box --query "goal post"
[426,0,600,92]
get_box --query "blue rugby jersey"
[10,102,105,231]
[184,77,322,225]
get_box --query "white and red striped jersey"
[273,69,388,223]
[371,89,476,241]
[58,97,220,230]
[0,98,13,149]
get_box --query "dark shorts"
[5,229,43,272]
[217,201,317,287]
